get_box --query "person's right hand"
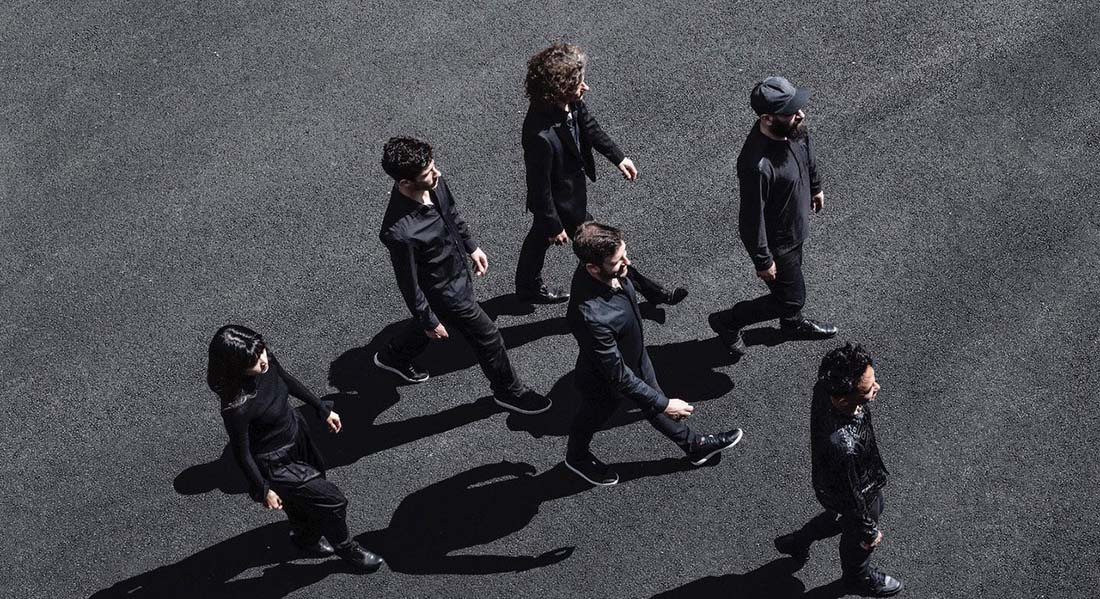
[664,398,694,420]
[756,262,777,283]
[425,323,449,339]
[861,529,883,550]
[548,229,569,245]
[264,489,283,510]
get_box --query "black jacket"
[566,265,669,416]
[379,177,479,329]
[522,100,626,235]
[736,123,822,271]
[810,381,889,543]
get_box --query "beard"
[771,116,807,139]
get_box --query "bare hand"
[548,229,569,245]
[811,191,825,213]
[664,398,694,420]
[861,530,883,550]
[326,411,342,433]
[470,248,489,276]
[264,489,283,510]
[756,263,777,283]
[425,323,449,340]
[617,157,638,181]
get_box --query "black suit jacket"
[566,265,668,416]
[522,100,626,236]
[379,177,479,329]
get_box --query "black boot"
[335,541,385,573]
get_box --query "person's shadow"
[651,557,846,599]
[708,307,826,350]
[87,522,353,599]
[505,337,740,439]
[356,457,696,575]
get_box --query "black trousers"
[726,244,806,330]
[793,491,884,580]
[515,216,668,302]
[566,392,700,461]
[257,425,351,547]
[380,299,525,400]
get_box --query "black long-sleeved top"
[220,355,330,503]
[810,381,889,543]
[736,123,822,271]
[567,265,669,416]
[379,177,479,329]
[523,100,626,234]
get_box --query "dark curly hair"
[525,43,587,106]
[818,343,874,397]
[381,136,433,181]
[573,221,624,266]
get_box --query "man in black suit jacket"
[373,136,550,416]
[515,43,687,307]
[563,222,743,486]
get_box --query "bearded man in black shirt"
[774,343,903,597]
[710,76,837,359]
[373,136,551,416]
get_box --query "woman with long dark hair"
[206,324,383,572]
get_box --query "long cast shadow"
[651,557,846,599]
[356,457,694,575]
[88,522,352,599]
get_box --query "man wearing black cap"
[710,76,837,358]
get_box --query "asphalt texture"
[2,2,1099,598]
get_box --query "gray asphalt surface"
[3,1,1099,598]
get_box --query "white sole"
[689,428,744,466]
[372,352,429,384]
[564,459,619,486]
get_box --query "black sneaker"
[845,568,904,597]
[373,352,429,383]
[686,428,744,466]
[334,541,385,573]
[780,318,838,339]
[773,534,810,562]
[494,389,552,415]
[517,284,570,304]
[565,453,619,486]
[708,313,747,359]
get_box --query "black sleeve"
[382,231,440,329]
[806,134,822,195]
[578,101,626,165]
[439,178,479,253]
[523,134,563,232]
[737,163,774,271]
[221,408,268,503]
[575,305,669,415]
[835,448,880,543]
[271,354,330,419]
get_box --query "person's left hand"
[326,411,342,433]
[617,157,638,181]
[470,248,489,276]
[811,191,825,213]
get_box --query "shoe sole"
[494,397,552,415]
[517,294,570,304]
[373,352,429,384]
[564,459,619,486]
[689,429,744,466]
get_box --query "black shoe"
[373,352,429,383]
[780,318,838,339]
[773,534,810,562]
[517,285,570,304]
[335,541,385,573]
[495,389,552,415]
[652,287,688,306]
[708,313,747,359]
[565,453,619,486]
[845,568,904,597]
[291,532,335,557]
[686,428,744,466]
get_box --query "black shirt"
[379,177,479,329]
[810,381,889,542]
[566,265,669,416]
[736,123,822,271]
[220,354,330,502]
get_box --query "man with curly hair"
[373,136,551,416]
[773,343,903,596]
[514,43,687,307]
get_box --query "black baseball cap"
[750,76,811,115]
